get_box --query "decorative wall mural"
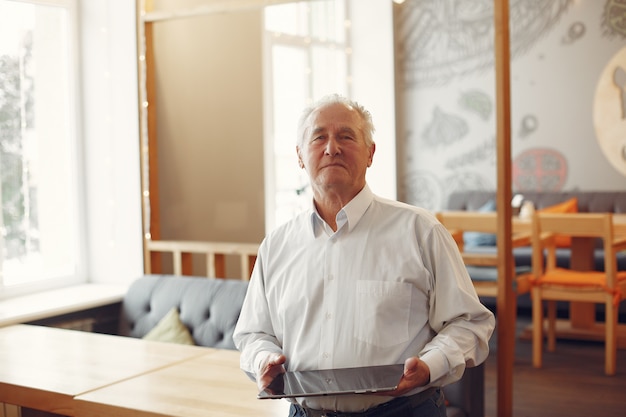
[403,168,494,210]
[602,0,626,38]
[593,46,626,177]
[512,148,568,191]
[443,171,493,197]
[421,107,468,148]
[518,114,539,138]
[405,88,496,208]
[562,21,586,44]
[458,89,492,120]
[396,0,572,88]
[398,1,626,211]
[403,170,443,210]
[444,137,496,170]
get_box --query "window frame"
[262,0,351,231]
[0,0,87,299]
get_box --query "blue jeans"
[288,388,446,417]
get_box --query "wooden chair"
[530,212,626,375]
[436,211,533,300]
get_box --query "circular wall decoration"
[593,46,626,177]
[512,148,567,192]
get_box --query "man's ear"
[296,146,304,169]
[367,143,376,167]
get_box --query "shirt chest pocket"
[354,281,412,348]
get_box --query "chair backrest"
[437,211,498,233]
[437,211,497,254]
[437,211,530,264]
[531,212,617,286]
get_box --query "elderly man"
[234,94,494,417]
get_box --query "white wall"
[350,0,397,200]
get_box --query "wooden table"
[74,348,291,417]
[0,324,209,415]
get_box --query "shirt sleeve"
[418,222,495,385]
[233,240,284,376]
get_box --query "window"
[0,0,82,295]
[263,0,350,230]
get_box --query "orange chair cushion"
[537,268,626,304]
[538,197,578,247]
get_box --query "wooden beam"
[494,1,514,417]
[142,0,306,23]
[137,0,162,273]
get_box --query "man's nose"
[324,136,341,155]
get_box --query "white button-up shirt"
[234,185,495,412]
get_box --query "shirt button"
[326,312,332,319]
[323,352,330,358]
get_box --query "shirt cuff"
[253,350,273,376]
[419,349,450,383]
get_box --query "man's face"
[297,102,375,197]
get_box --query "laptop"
[257,364,405,399]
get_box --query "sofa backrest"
[447,191,626,213]
[119,274,248,349]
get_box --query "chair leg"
[547,301,557,352]
[605,299,616,376]
[532,287,543,368]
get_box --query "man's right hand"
[257,352,287,392]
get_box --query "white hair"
[296,94,376,147]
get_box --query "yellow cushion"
[539,197,578,247]
[143,307,195,345]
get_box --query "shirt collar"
[308,185,374,236]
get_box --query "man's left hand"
[379,356,430,397]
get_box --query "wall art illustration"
[396,0,572,88]
[402,170,443,210]
[512,148,568,191]
[444,137,496,170]
[443,171,493,198]
[458,89,493,121]
[518,114,539,139]
[602,0,626,39]
[421,106,469,148]
[561,21,586,44]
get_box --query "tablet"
[257,364,405,399]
